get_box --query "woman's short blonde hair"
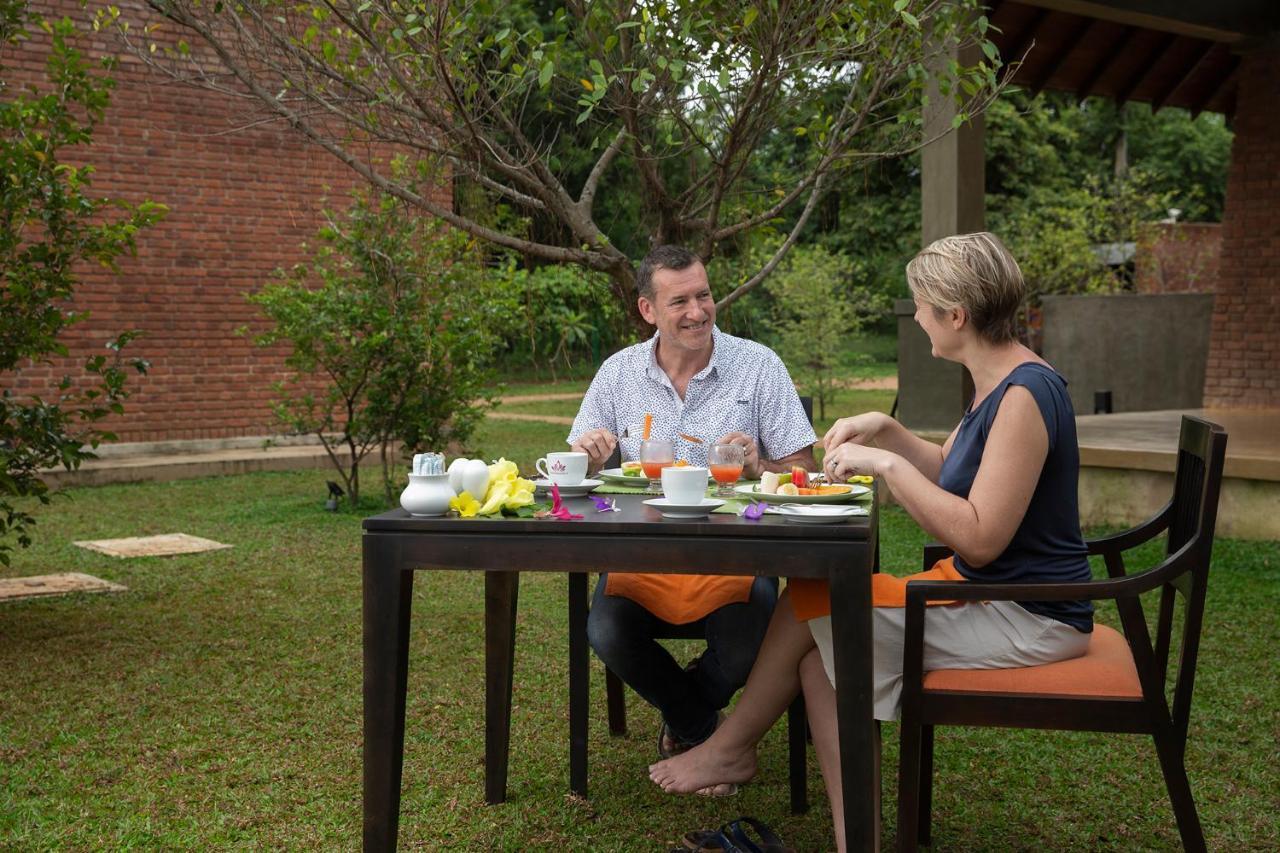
[906,232,1024,344]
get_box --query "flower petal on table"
[450,491,481,518]
[478,480,512,515]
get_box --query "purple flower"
[742,501,767,521]
[591,495,620,513]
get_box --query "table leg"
[363,537,415,853]
[568,572,589,797]
[831,557,880,852]
[485,571,520,804]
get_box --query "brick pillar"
[1204,43,1280,408]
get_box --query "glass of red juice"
[708,443,745,496]
[639,439,675,493]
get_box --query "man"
[567,244,817,763]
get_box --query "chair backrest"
[799,395,814,425]
[1153,416,1227,742]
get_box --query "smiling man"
[567,244,817,770]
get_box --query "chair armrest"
[1086,500,1172,556]
[922,543,953,571]
[904,538,1197,610]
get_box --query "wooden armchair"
[896,415,1227,851]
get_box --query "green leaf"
[538,59,554,88]
[744,6,758,27]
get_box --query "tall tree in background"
[121,0,1000,323]
[0,0,165,563]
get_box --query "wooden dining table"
[362,489,881,851]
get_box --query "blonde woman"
[649,232,1093,851]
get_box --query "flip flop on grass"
[680,817,795,853]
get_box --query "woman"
[648,232,1093,851]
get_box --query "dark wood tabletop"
[362,492,872,538]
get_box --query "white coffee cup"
[661,466,709,506]
[536,451,588,485]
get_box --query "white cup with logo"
[536,451,588,486]
[661,466,709,506]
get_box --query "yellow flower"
[505,477,536,509]
[450,491,481,518]
[488,458,520,485]
[478,479,512,515]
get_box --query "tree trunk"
[604,261,649,339]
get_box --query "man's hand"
[571,428,619,474]
[717,431,763,479]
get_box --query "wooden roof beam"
[1076,26,1139,100]
[1001,6,1051,81]
[1030,17,1097,95]
[1151,40,1217,112]
[1116,32,1179,105]
[1191,54,1241,119]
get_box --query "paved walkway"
[40,379,900,487]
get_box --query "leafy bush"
[766,245,885,420]
[496,261,627,378]
[992,169,1173,304]
[0,1,164,564]
[248,194,503,504]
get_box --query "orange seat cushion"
[922,624,1142,698]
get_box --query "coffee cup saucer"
[533,478,602,496]
[643,497,725,518]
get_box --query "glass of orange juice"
[639,439,675,493]
[708,442,745,496]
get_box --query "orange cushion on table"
[922,624,1142,699]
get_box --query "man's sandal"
[680,817,795,853]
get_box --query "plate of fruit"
[599,460,709,484]
[734,467,871,504]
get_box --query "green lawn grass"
[1,463,1276,850]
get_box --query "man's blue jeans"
[586,574,779,745]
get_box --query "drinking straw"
[642,412,653,440]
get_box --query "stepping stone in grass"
[73,533,232,559]
[0,572,127,602]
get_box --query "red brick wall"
[4,1,450,442]
[1205,44,1280,408]
[1134,223,1221,294]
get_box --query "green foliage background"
[0,0,164,563]
[248,194,506,503]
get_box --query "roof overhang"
[991,0,1280,115]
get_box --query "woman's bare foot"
[648,738,758,794]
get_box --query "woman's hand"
[824,442,897,482]
[822,412,889,452]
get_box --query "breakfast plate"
[777,504,869,524]
[642,497,725,519]
[733,483,871,505]
[599,467,709,485]
[532,478,602,497]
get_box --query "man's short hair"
[906,232,1025,345]
[636,245,702,301]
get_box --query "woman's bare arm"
[826,387,1047,567]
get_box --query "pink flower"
[549,483,583,521]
